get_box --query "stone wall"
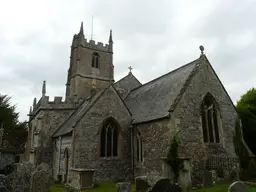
[24,108,74,166]
[172,57,238,185]
[71,86,132,183]
[52,135,72,181]
[133,119,173,180]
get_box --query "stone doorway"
[63,148,69,183]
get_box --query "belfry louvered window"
[201,93,220,143]
[100,118,119,157]
[92,52,100,68]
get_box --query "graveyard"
[49,182,256,192]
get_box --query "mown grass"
[50,183,256,192]
[193,184,256,192]
[50,182,136,192]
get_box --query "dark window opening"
[201,93,221,143]
[92,52,100,68]
[100,118,119,157]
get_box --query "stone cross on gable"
[128,66,133,73]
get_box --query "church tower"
[65,22,114,99]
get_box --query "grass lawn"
[193,184,256,192]
[50,183,136,192]
[50,183,256,192]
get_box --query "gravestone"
[0,174,12,192]
[228,181,248,192]
[30,163,54,192]
[149,179,181,192]
[135,176,150,192]
[8,162,35,192]
[116,182,131,192]
[203,170,212,187]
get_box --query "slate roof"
[114,72,142,91]
[124,57,202,124]
[52,89,106,137]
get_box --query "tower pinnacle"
[42,80,46,97]
[79,22,84,35]
[109,29,113,43]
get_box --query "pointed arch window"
[136,130,143,162]
[201,93,220,143]
[92,52,100,68]
[100,118,119,157]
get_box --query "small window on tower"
[92,52,100,68]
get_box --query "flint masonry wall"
[71,86,132,182]
[172,58,238,185]
[133,118,173,179]
[25,96,76,166]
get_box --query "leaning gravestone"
[203,170,212,187]
[228,181,248,192]
[149,179,181,192]
[116,182,131,192]
[0,174,12,192]
[135,176,150,192]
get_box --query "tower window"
[201,93,220,143]
[92,52,100,68]
[100,118,120,157]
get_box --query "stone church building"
[24,22,240,189]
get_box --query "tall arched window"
[136,130,143,162]
[92,52,100,68]
[201,93,220,143]
[100,118,119,157]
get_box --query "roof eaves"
[132,114,170,125]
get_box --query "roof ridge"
[115,72,142,86]
[128,57,202,94]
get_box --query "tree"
[0,94,27,130]
[236,88,256,155]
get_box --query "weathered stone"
[116,182,131,192]
[0,174,12,192]
[203,170,212,187]
[24,25,241,189]
[8,162,36,192]
[179,169,191,192]
[228,181,248,192]
[30,162,54,192]
[135,176,150,192]
[149,179,181,192]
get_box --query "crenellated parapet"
[30,95,83,116]
[72,36,110,52]
[28,80,83,119]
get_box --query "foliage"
[0,94,27,130]
[233,118,249,169]
[236,88,256,154]
[167,134,182,183]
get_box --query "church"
[24,22,240,189]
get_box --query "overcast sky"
[0,0,255,121]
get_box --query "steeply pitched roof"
[124,57,203,124]
[52,89,106,137]
[114,72,142,91]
